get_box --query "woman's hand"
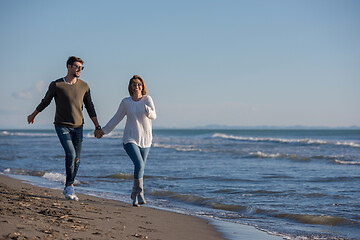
[144,104,150,114]
[144,104,156,120]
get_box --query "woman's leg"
[123,143,147,179]
[123,143,150,206]
[137,147,150,204]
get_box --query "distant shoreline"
[2,126,360,131]
[154,125,360,130]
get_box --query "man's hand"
[94,129,104,139]
[27,110,39,124]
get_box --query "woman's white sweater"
[102,95,156,148]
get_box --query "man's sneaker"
[64,185,79,201]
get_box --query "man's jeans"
[55,126,83,186]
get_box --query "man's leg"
[71,126,83,184]
[56,126,76,186]
[55,126,80,201]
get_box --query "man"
[27,56,101,201]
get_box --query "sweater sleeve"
[36,81,56,112]
[83,88,97,118]
[144,95,157,120]
[102,99,126,134]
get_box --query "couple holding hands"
[27,56,156,207]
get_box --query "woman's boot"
[131,179,140,207]
[137,178,146,205]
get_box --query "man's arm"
[28,81,55,124]
[91,117,104,139]
[91,116,101,129]
[27,110,40,124]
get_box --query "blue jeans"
[55,126,83,186]
[123,143,150,179]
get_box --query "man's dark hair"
[66,56,84,67]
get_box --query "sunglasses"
[73,65,84,70]
[131,83,143,87]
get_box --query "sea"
[0,129,359,240]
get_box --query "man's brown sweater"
[36,78,97,128]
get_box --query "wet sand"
[0,174,225,240]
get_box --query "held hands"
[94,129,104,139]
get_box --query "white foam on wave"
[85,132,94,138]
[334,160,360,165]
[250,151,282,158]
[85,131,123,139]
[335,141,360,148]
[212,133,359,148]
[42,172,65,182]
[103,131,123,139]
[0,131,55,137]
[249,151,310,161]
[1,131,10,136]
[250,151,358,164]
[42,172,80,185]
[212,133,324,144]
[152,143,202,152]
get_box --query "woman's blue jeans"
[55,126,83,186]
[123,143,150,179]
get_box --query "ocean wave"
[275,213,353,226]
[0,155,15,161]
[0,131,56,137]
[2,168,80,185]
[3,168,45,177]
[334,160,360,165]
[313,155,360,166]
[42,172,81,185]
[42,172,64,183]
[152,143,202,152]
[248,151,359,166]
[0,131,10,136]
[249,151,310,161]
[85,132,96,138]
[104,172,134,180]
[212,133,327,144]
[0,130,124,139]
[308,176,360,183]
[336,141,360,148]
[103,172,165,180]
[149,190,257,213]
[212,133,360,148]
[85,131,123,139]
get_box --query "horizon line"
[1,125,359,131]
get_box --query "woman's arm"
[102,99,127,134]
[144,96,156,120]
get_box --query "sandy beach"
[0,174,226,240]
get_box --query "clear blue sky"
[1,0,359,129]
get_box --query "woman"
[96,75,156,206]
